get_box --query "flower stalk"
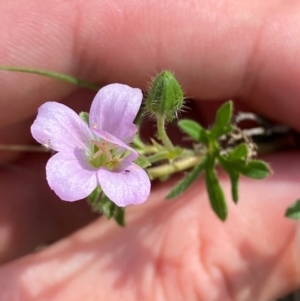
[156,115,175,151]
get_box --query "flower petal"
[46,151,98,201]
[89,84,142,142]
[98,163,151,207]
[31,102,93,152]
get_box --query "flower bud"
[79,111,89,125]
[145,71,184,121]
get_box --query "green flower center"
[89,140,130,170]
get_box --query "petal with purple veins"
[89,84,142,142]
[98,163,151,207]
[31,102,93,152]
[46,151,98,201]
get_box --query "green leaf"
[166,156,207,199]
[218,156,239,203]
[227,143,248,161]
[234,160,271,179]
[87,186,102,204]
[178,119,207,143]
[101,195,126,226]
[134,154,151,168]
[100,195,115,219]
[215,101,233,127]
[210,101,233,138]
[285,199,300,220]
[114,207,125,227]
[205,156,228,221]
[229,172,239,203]
[87,190,126,226]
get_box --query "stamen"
[91,140,113,160]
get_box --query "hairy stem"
[157,115,174,150]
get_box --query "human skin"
[0,0,300,300]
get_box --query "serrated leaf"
[285,199,300,220]
[178,119,207,143]
[228,143,248,160]
[210,101,233,139]
[166,156,207,199]
[134,154,151,168]
[234,160,271,179]
[205,155,228,220]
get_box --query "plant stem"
[0,144,46,152]
[135,145,158,155]
[0,66,100,90]
[147,155,202,179]
[148,151,170,163]
[157,115,174,150]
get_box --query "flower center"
[89,140,123,170]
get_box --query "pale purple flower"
[31,84,151,207]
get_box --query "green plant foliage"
[100,195,115,219]
[285,199,300,220]
[218,156,239,203]
[100,195,125,226]
[87,186,102,205]
[0,66,275,225]
[134,154,151,168]
[114,206,125,226]
[215,101,233,127]
[219,151,270,204]
[205,155,227,221]
[0,65,99,90]
[132,135,145,149]
[87,187,125,226]
[178,119,207,143]
[210,101,233,139]
[227,143,248,160]
[166,156,207,199]
[231,160,271,179]
[229,172,239,204]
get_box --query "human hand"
[0,1,300,300]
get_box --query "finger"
[0,152,299,301]
[1,0,300,129]
[0,153,97,264]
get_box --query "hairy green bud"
[145,71,184,121]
